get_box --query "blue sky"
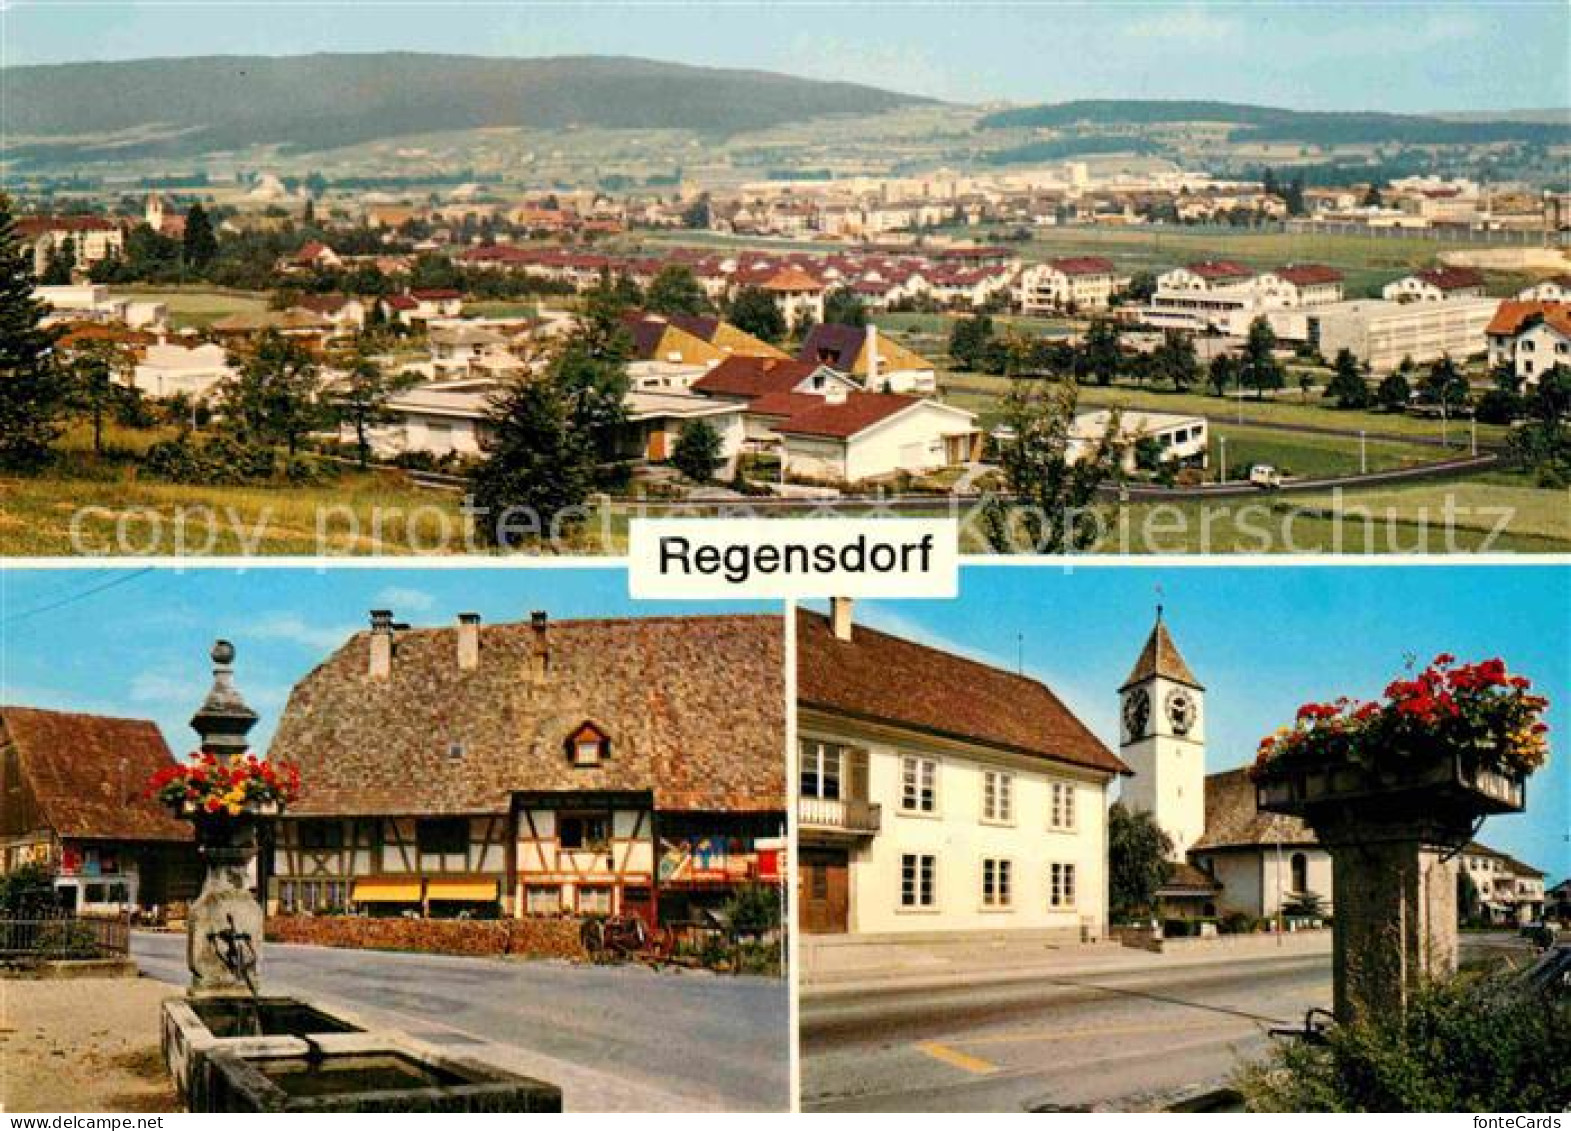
[2,564,1565,880]
[4,1,1567,112]
[810,563,1571,879]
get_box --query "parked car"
[1249,464,1284,489]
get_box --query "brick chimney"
[457,612,481,671]
[830,597,854,642]
[368,609,394,680]
[530,610,550,681]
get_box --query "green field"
[118,287,270,330]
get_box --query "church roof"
[1120,613,1203,691]
[1192,767,1317,851]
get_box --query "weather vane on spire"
[1155,583,1165,621]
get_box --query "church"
[1116,610,1333,923]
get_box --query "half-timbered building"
[266,610,785,924]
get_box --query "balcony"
[798,795,881,836]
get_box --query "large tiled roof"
[1486,301,1571,338]
[1047,256,1117,276]
[0,707,191,843]
[690,356,819,400]
[1415,266,1485,291]
[269,614,785,816]
[1276,263,1344,286]
[797,323,934,375]
[772,391,926,439]
[1120,616,1203,691]
[797,609,1128,777]
[1191,767,1317,851]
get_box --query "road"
[801,950,1330,1112]
[132,931,788,1112]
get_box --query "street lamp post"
[1219,436,1228,484]
[1359,430,1367,476]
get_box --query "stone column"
[1317,819,1460,1025]
[185,640,263,999]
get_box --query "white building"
[16,215,124,276]
[1382,267,1488,303]
[1485,301,1571,385]
[128,342,234,400]
[777,389,980,484]
[1018,257,1128,313]
[1139,262,1342,338]
[797,600,1127,939]
[36,284,166,330]
[1516,275,1571,303]
[1307,297,1498,372]
[356,377,498,458]
[1069,410,1209,474]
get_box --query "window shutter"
[847,747,870,801]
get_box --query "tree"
[39,237,75,284]
[1124,270,1158,303]
[1239,317,1285,399]
[555,289,633,481]
[1207,353,1237,398]
[1377,370,1412,413]
[1324,348,1372,409]
[1081,317,1122,386]
[645,264,710,317]
[982,378,1125,554]
[1151,329,1200,393]
[681,193,712,230]
[948,313,995,371]
[326,336,417,469]
[183,203,218,271]
[1423,354,1470,413]
[823,288,868,328]
[470,376,595,547]
[220,329,322,455]
[1457,869,1482,926]
[0,194,67,469]
[68,340,131,457]
[1108,802,1174,923]
[671,418,722,483]
[1361,181,1384,208]
[727,286,785,345]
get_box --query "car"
[1249,464,1283,489]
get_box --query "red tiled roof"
[15,215,118,237]
[1047,256,1116,276]
[746,391,826,419]
[410,288,462,301]
[1415,266,1485,291]
[797,609,1128,776]
[1486,301,1571,338]
[773,391,922,439]
[0,706,192,843]
[692,356,820,400]
[1276,263,1344,286]
[1188,260,1254,280]
[760,265,824,292]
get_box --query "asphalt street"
[132,930,789,1112]
[801,950,1330,1112]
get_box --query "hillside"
[1,53,931,161]
[978,99,1569,146]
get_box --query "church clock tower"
[1118,607,1206,859]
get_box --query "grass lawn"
[465,301,543,319]
[1287,473,1571,547]
[941,373,1513,447]
[0,472,628,556]
[116,286,269,330]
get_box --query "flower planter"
[1256,747,1525,826]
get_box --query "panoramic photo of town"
[0,3,1568,554]
[0,0,1568,1119]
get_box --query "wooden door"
[798,847,849,934]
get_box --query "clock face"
[1122,687,1151,742]
[1166,689,1197,736]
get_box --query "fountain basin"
[204,1045,563,1112]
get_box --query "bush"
[1236,971,1571,1111]
[722,884,782,937]
[142,435,278,485]
[1221,910,1257,935]
[0,861,58,916]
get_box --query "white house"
[1068,410,1209,473]
[1485,301,1571,385]
[1018,257,1128,313]
[128,342,235,400]
[622,392,747,475]
[797,601,1127,939]
[357,378,498,458]
[1516,275,1571,303]
[776,389,980,484]
[1382,267,1488,303]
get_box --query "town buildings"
[1306,297,1498,372]
[265,610,785,923]
[796,601,1127,938]
[1460,842,1547,926]
[0,706,196,914]
[1382,266,1488,303]
[1017,257,1129,313]
[1485,301,1571,385]
[15,215,124,275]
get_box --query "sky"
[810,562,1571,880]
[3,1,1567,113]
[3,563,1566,880]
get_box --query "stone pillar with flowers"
[149,642,301,998]
[1252,654,1548,1025]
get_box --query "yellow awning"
[425,878,499,902]
[354,878,423,903]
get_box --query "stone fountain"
[161,642,561,1112]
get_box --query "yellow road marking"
[916,1041,1000,1075]
[958,1018,1246,1048]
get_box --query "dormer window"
[567,721,610,767]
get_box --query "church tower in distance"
[1118,607,1206,859]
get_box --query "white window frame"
[982,858,1013,910]
[900,853,937,910]
[1050,781,1078,831]
[1049,862,1078,909]
[799,741,843,801]
[900,755,938,815]
[981,770,1013,824]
